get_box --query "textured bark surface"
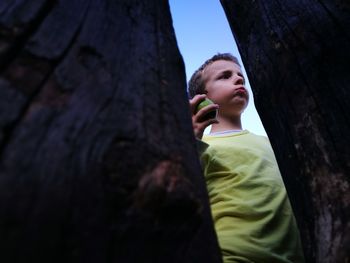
[0,0,222,262]
[220,0,350,262]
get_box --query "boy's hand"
[189,94,219,139]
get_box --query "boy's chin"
[231,93,249,101]
[229,99,249,111]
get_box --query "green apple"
[196,98,218,121]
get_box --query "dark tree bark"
[0,0,222,262]
[220,0,350,262]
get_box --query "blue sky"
[169,0,267,136]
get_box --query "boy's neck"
[210,115,243,133]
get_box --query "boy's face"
[202,60,249,118]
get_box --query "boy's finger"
[189,94,206,114]
[198,118,219,132]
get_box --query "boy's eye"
[219,72,231,79]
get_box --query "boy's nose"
[233,76,244,85]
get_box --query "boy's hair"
[188,53,240,98]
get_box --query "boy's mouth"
[235,87,247,95]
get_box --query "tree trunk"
[220,0,350,262]
[0,0,222,262]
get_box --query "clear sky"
[169,0,267,136]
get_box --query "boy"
[189,53,304,262]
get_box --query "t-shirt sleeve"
[195,139,209,156]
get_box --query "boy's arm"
[196,138,209,156]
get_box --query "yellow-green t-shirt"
[201,130,304,263]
